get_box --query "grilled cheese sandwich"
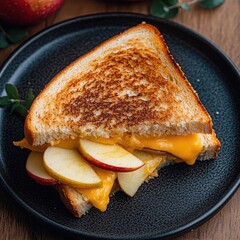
[14,23,220,217]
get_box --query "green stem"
[10,99,25,103]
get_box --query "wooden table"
[0,0,239,239]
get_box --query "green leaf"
[4,25,28,44]
[24,88,35,109]
[181,2,191,10]
[0,96,11,106]
[200,0,225,9]
[15,104,28,117]
[10,102,28,117]
[10,102,19,114]
[150,0,179,18]
[0,32,9,49]
[5,83,19,99]
[0,83,34,117]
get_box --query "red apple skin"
[83,153,144,172]
[26,151,58,186]
[26,170,58,185]
[0,0,64,26]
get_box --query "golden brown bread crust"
[24,23,213,146]
[198,130,221,160]
[55,181,120,218]
[55,184,92,218]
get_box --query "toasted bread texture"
[25,23,213,146]
[198,131,221,160]
[55,131,220,218]
[55,184,92,218]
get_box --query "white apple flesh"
[79,139,144,172]
[43,147,102,188]
[26,151,58,185]
[118,151,167,197]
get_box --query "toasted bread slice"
[197,131,221,161]
[55,181,120,218]
[25,23,212,146]
[55,184,92,218]
[56,132,220,218]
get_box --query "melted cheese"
[14,134,203,165]
[13,138,48,152]
[77,167,116,211]
[124,134,203,165]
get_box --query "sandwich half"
[14,23,220,217]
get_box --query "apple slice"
[118,151,167,197]
[43,147,101,188]
[79,139,144,172]
[26,151,58,185]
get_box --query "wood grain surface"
[0,0,239,240]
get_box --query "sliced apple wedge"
[26,151,58,185]
[43,147,102,188]
[79,139,144,172]
[118,151,167,197]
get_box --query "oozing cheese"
[77,167,117,212]
[14,133,203,165]
[122,134,203,165]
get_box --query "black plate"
[0,13,239,240]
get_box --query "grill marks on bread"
[49,48,180,130]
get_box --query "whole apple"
[0,0,64,26]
